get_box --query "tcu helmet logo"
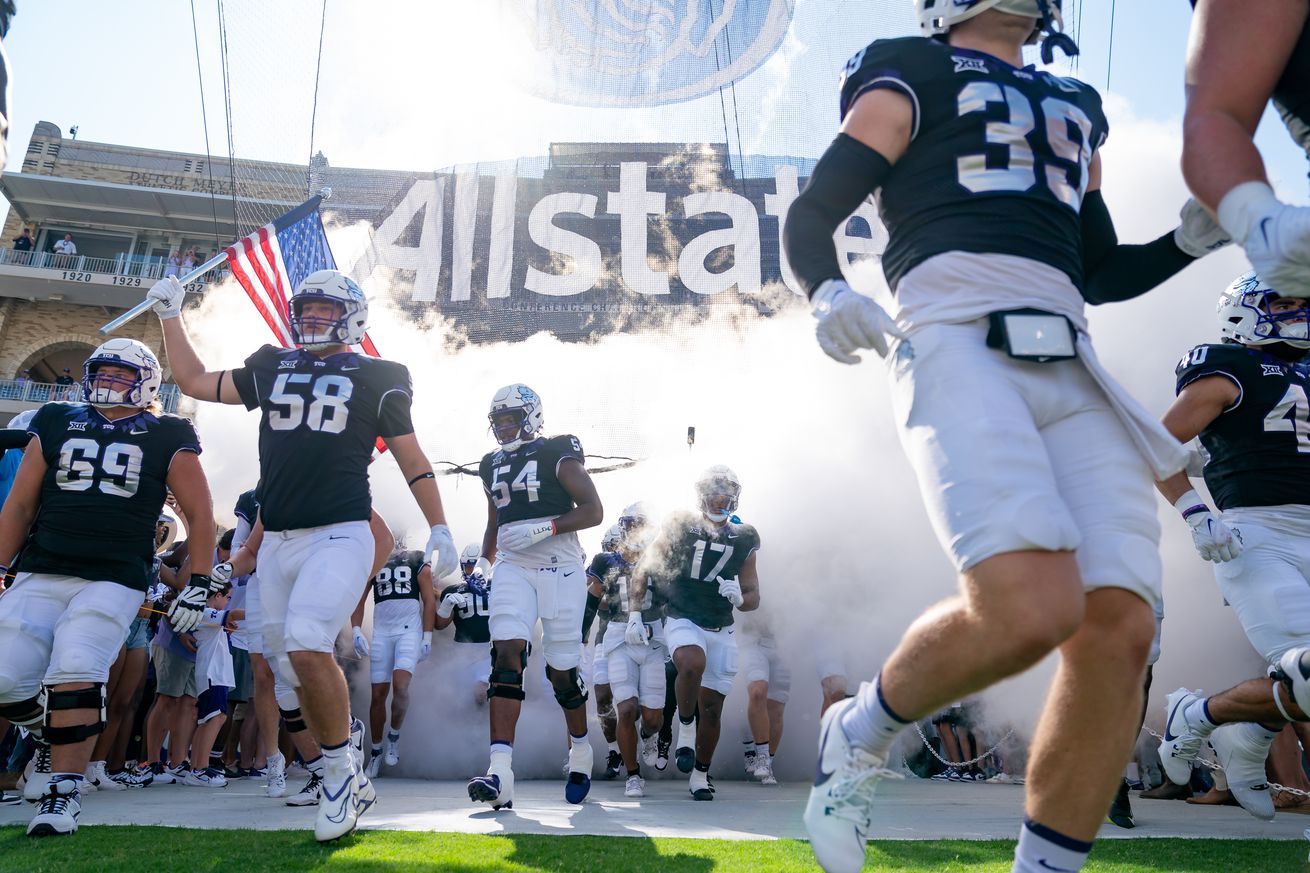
[519,0,795,107]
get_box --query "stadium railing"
[0,380,181,413]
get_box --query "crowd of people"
[1,3,1310,873]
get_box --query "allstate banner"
[346,147,884,342]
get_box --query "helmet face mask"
[695,465,741,524]
[618,502,653,553]
[488,384,544,452]
[289,270,369,350]
[1218,271,1310,350]
[460,543,481,580]
[82,338,162,409]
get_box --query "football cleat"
[1159,688,1206,787]
[26,777,81,837]
[349,717,366,770]
[641,734,659,770]
[1209,723,1275,821]
[468,771,514,810]
[753,755,777,786]
[384,734,400,768]
[1106,780,1135,829]
[604,749,623,780]
[85,761,125,792]
[366,750,383,779]
[566,741,594,804]
[148,761,176,785]
[287,772,324,807]
[265,753,287,798]
[23,742,52,802]
[624,774,646,798]
[655,737,670,772]
[689,768,713,801]
[803,697,903,873]
[1276,648,1310,716]
[314,770,376,843]
[183,767,228,788]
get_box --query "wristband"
[1172,489,1210,521]
[408,471,435,486]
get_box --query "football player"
[1153,272,1310,821]
[1184,0,1310,297]
[148,269,457,841]
[586,505,663,797]
[466,384,603,810]
[584,523,625,780]
[781,3,1230,871]
[435,545,493,705]
[352,544,434,777]
[0,339,216,836]
[630,466,760,801]
[739,612,790,786]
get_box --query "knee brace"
[42,684,106,745]
[487,644,527,701]
[551,666,589,711]
[280,706,308,733]
[0,694,44,729]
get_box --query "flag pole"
[98,251,231,335]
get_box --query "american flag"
[223,195,381,357]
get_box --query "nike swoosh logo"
[322,780,351,824]
[1038,861,1077,872]
[1258,217,1272,244]
[563,571,575,577]
[1163,697,1186,742]
[814,719,836,787]
[329,535,348,541]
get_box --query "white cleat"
[84,762,126,792]
[1159,687,1206,787]
[468,765,515,810]
[753,755,778,786]
[23,742,52,803]
[640,734,659,770]
[1209,723,1275,821]
[803,697,903,873]
[384,735,400,768]
[688,767,713,801]
[349,718,366,771]
[26,777,81,837]
[265,753,288,799]
[314,769,376,842]
[366,751,383,779]
[286,772,324,807]
[1277,648,1310,715]
[624,774,646,798]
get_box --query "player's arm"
[783,89,911,299]
[148,278,244,404]
[434,584,456,631]
[368,510,394,579]
[226,514,263,578]
[583,572,604,641]
[552,459,603,534]
[1154,375,1239,504]
[418,564,435,634]
[0,438,45,566]
[736,551,760,612]
[166,450,214,577]
[385,433,456,579]
[1183,0,1308,211]
[1081,153,1227,305]
[351,582,370,630]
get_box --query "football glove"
[168,579,211,633]
[716,576,745,608]
[437,591,469,619]
[499,520,555,552]
[812,278,905,364]
[352,626,370,658]
[1218,181,1310,297]
[211,561,234,585]
[1173,197,1232,258]
[425,524,458,579]
[147,276,186,319]
[419,631,433,662]
[1175,490,1242,563]
[624,611,649,647]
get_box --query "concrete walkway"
[3,776,1306,842]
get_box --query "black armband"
[408,471,435,487]
[783,133,893,298]
[1080,190,1197,305]
[215,370,225,403]
[0,428,30,451]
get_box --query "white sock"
[1012,818,1091,873]
[840,674,910,760]
[319,742,352,780]
[1184,697,1219,738]
[489,742,513,772]
[754,742,770,758]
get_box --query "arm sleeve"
[582,592,600,642]
[1080,191,1198,305]
[229,346,276,412]
[782,134,893,298]
[0,428,30,451]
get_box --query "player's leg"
[657,658,678,769]
[741,637,770,776]
[689,626,737,798]
[668,623,708,774]
[0,574,64,805]
[609,648,641,773]
[85,643,127,790]
[637,639,667,770]
[541,568,591,803]
[385,668,413,767]
[367,629,395,774]
[766,650,790,760]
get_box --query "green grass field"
[0,828,1302,873]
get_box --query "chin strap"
[1036,0,1079,64]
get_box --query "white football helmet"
[83,338,163,409]
[696,465,741,524]
[601,524,623,553]
[914,0,1076,61]
[289,269,369,349]
[488,384,544,451]
[460,543,481,568]
[156,513,180,555]
[618,501,653,550]
[1218,271,1310,349]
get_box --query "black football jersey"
[231,345,414,532]
[22,402,202,591]
[1176,343,1310,510]
[441,577,491,643]
[644,510,760,629]
[838,37,1107,291]
[373,550,427,604]
[233,488,259,525]
[587,550,661,624]
[479,435,584,527]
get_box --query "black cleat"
[604,750,623,780]
[1106,780,1135,829]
